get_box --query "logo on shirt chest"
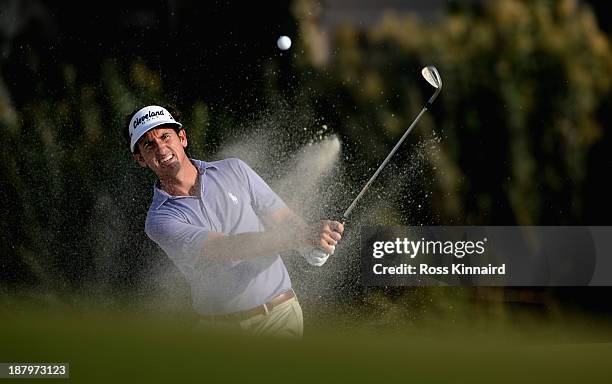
[227,191,239,205]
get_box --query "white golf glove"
[301,246,334,267]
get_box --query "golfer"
[126,105,343,337]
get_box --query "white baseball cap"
[128,105,183,152]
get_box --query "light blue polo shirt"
[145,158,292,315]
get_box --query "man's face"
[133,126,188,177]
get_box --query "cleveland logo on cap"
[132,109,170,131]
[128,105,182,152]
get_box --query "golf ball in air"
[277,36,292,50]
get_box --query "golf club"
[309,66,442,260]
[342,65,442,220]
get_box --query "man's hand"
[301,220,344,266]
[311,220,344,255]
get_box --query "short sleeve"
[232,159,287,216]
[145,212,209,269]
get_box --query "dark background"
[2,0,612,320]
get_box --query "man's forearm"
[202,228,307,262]
[201,207,341,262]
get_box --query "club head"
[422,66,442,106]
[421,66,442,89]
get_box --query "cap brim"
[130,120,183,152]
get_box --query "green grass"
[2,305,612,383]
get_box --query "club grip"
[327,215,346,231]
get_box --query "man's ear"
[133,152,148,168]
[178,129,188,148]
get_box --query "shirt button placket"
[200,171,222,232]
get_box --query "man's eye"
[162,134,170,140]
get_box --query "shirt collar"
[151,159,217,209]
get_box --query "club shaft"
[342,106,429,220]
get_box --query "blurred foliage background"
[1,0,612,323]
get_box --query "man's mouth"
[159,154,174,165]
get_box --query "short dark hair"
[124,105,183,154]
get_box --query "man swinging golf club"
[126,104,344,338]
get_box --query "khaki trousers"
[197,297,304,339]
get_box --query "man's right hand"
[311,220,344,255]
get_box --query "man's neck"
[159,159,199,196]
